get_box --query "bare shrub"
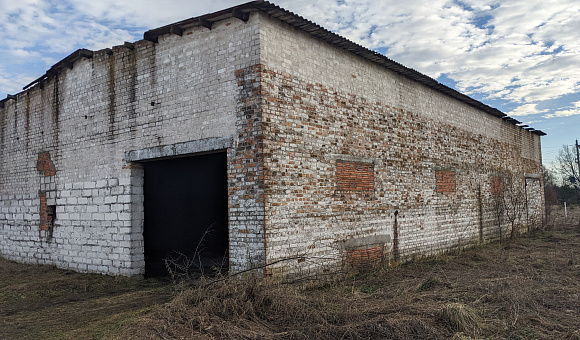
[163,224,228,283]
[502,175,526,239]
[492,172,527,241]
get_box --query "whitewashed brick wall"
[0,9,544,279]
[0,14,262,275]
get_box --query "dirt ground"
[2,205,580,339]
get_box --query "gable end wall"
[0,14,264,275]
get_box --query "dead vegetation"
[119,205,580,340]
[0,260,172,340]
[2,205,580,339]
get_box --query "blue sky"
[1,0,578,166]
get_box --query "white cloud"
[543,109,580,119]
[543,101,580,119]
[522,120,543,125]
[508,104,548,117]
[276,0,580,112]
[0,65,35,95]
[66,0,246,29]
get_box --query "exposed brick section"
[491,176,504,194]
[256,53,543,278]
[435,171,456,193]
[336,161,374,192]
[229,64,266,273]
[37,152,56,176]
[347,246,383,268]
[39,192,50,230]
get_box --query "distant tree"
[554,145,580,201]
[543,165,557,188]
[555,185,580,205]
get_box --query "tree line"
[544,142,580,206]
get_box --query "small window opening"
[46,205,56,229]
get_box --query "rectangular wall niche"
[336,160,374,192]
[436,170,456,193]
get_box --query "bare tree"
[555,145,580,200]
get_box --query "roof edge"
[22,49,94,91]
[6,0,546,136]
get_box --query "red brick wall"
[257,62,543,278]
[347,246,383,268]
[435,170,456,193]
[336,161,374,192]
[39,193,51,231]
[229,64,267,273]
[37,152,56,176]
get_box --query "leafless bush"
[502,175,526,239]
[492,172,527,241]
[164,223,228,283]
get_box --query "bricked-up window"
[435,170,456,193]
[347,246,383,268]
[37,151,56,176]
[39,193,56,231]
[491,176,504,194]
[336,160,374,192]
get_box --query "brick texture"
[436,171,456,193]
[0,15,260,276]
[39,193,50,231]
[347,246,383,268]
[37,152,56,177]
[0,9,545,278]
[491,176,504,194]
[336,161,374,192]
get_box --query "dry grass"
[438,303,480,333]
[118,205,580,340]
[2,205,579,339]
[0,261,172,340]
[121,277,442,339]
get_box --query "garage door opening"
[143,151,228,277]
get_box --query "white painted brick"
[0,10,543,280]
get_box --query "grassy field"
[1,206,579,339]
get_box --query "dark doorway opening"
[143,151,229,277]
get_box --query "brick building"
[0,1,545,277]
